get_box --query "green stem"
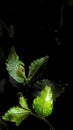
[30,112,55,130]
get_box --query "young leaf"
[6,46,26,83]
[2,106,30,126]
[28,56,49,81]
[19,93,29,109]
[32,85,53,117]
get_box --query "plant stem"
[30,112,55,130]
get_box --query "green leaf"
[32,85,53,117]
[6,46,26,83]
[19,93,29,109]
[28,56,49,81]
[2,106,30,126]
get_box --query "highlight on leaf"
[28,56,49,81]
[5,46,26,83]
[2,106,30,126]
[32,85,53,117]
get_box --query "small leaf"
[19,93,29,109]
[2,106,30,126]
[6,46,26,83]
[28,56,49,81]
[32,85,53,117]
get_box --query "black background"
[0,1,73,130]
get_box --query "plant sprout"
[1,46,65,130]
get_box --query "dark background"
[0,1,73,129]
